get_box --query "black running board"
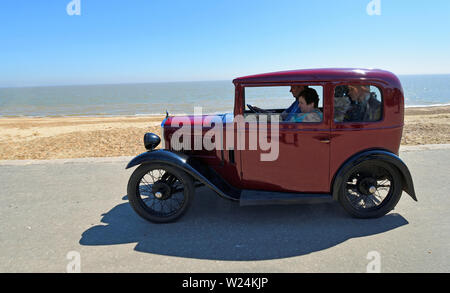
[240,190,333,206]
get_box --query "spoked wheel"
[127,164,194,223]
[338,161,403,218]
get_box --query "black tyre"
[338,160,403,218]
[127,163,194,223]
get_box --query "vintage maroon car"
[126,68,417,223]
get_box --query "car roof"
[233,68,401,88]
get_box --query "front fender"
[332,150,417,202]
[126,150,240,201]
[126,150,189,170]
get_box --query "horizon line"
[2,73,450,89]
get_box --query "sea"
[0,74,449,117]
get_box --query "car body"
[126,68,417,223]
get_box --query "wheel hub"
[358,177,378,195]
[152,182,172,200]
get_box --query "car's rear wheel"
[127,163,194,223]
[338,160,403,218]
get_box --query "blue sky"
[0,0,449,87]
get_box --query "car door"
[238,84,331,193]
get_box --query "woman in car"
[288,88,323,122]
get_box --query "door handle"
[319,139,331,143]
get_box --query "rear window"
[334,85,382,123]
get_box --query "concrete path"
[0,145,449,272]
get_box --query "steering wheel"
[247,104,268,113]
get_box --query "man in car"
[344,85,381,122]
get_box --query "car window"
[334,85,382,123]
[244,85,323,123]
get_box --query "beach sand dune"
[1,106,449,160]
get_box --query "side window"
[244,85,323,123]
[334,85,382,123]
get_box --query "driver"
[281,85,309,121]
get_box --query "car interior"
[243,85,324,122]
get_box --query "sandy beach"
[1,106,449,160]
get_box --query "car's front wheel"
[127,163,194,223]
[338,160,403,218]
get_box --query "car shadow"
[79,187,409,261]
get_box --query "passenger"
[281,85,309,121]
[344,85,381,122]
[288,88,323,123]
[334,85,351,122]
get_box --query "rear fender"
[331,150,417,202]
[126,150,240,201]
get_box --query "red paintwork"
[233,68,402,87]
[163,68,404,193]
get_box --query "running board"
[240,190,333,206]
